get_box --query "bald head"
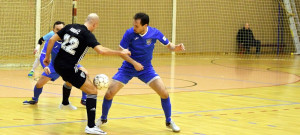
[84,13,99,32]
[86,13,99,24]
[245,23,250,29]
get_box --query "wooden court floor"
[0,55,300,135]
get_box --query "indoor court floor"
[0,54,300,135]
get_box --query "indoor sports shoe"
[28,71,34,76]
[81,99,86,106]
[23,97,38,105]
[166,120,180,132]
[96,118,107,128]
[85,126,107,135]
[58,103,77,110]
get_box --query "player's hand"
[175,43,185,51]
[43,58,50,66]
[120,49,131,56]
[44,67,51,75]
[133,62,144,71]
[33,49,38,55]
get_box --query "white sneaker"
[58,103,77,110]
[85,126,107,134]
[166,120,180,132]
[96,118,107,128]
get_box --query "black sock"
[86,94,97,128]
[62,84,71,105]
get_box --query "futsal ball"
[93,74,109,90]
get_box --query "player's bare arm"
[118,47,144,71]
[43,34,61,66]
[167,43,185,52]
[93,45,131,56]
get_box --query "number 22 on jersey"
[61,34,79,55]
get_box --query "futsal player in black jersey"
[44,13,131,135]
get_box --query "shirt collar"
[139,27,148,37]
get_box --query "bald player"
[44,13,131,135]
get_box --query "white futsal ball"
[93,74,109,90]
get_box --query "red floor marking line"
[34,119,45,120]
[13,119,24,120]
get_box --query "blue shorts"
[42,64,60,81]
[112,66,160,84]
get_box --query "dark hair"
[133,12,149,26]
[53,21,65,28]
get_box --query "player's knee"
[104,90,115,100]
[160,93,169,99]
[35,82,44,88]
[87,88,98,95]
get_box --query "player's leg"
[55,64,105,134]
[97,69,131,127]
[138,67,180,132]
[255,40,261,54]
[96,80,124,127]
[78,78,106,134]
[58,82,77,110]
[149,78,180,132]
[79,66,88,105]
[65,69,105,134]
[28,58,40,76]
[23,75,51,104]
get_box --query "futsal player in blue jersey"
[23,22,88,108]
[97,12,185,132]
[28,21,65,77]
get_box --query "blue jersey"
[120,26,169,68]
[43,31,55,41]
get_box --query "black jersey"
[55,24,100,69]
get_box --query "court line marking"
[0,83,299,111]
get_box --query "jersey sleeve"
[85,32,100,48]
[43,31,55,41]
[156,30,169,45]
[119,29,131,49]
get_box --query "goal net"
[0,0,299,67]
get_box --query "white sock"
[31,58,40,72]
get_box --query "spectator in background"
[237,23,261,54]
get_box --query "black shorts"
[54,64,87,89]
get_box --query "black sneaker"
[23,97,38,105]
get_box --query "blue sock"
[33,86,43,101]
[101,98,113,120]
[161,97,172,123]
[81,91,87,100]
